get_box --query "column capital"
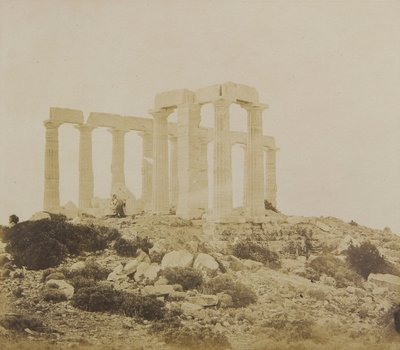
[241,102,268,112]
[176,102,201,112]
[212,98,232,108]
[43,120,61,129]
[168,135,178,142]
[75,124,95,132]
[107,127,128,135]
[149,107,175,119]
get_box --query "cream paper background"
[0,0,399,233]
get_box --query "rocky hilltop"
[0,211,400,350]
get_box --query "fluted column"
[43,120,61,211]
[198,134,209,211]
[169,135,178,208]
[211,98,233,222]
[151,108,173,214]
[240,143,248,209]
[139,131,153,211]
[243,103,267,220]
[109,128,127,190]
[265,147,277,208]
[176,103,202,219]
[76,124,94,209]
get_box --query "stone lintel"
[154,89,194,109]
[87,112,125,130]
[195,82,259,105]
[50,107,84,125]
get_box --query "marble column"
[197,134,209,211]
[169,135,178,209]
[76,124,94,209]
[139,131,153,211]
[43,120,61,211]
[151,108,173,214]
[243,103,266,220]
[211,98,233,222]
[265,147,277,208]
[176,103,201,219]
[109,128,127,190]
[240,143,248,210]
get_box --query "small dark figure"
[9,214,19,227]
[111,194,126,218]
[394,308,400,333]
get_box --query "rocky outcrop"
[161,250,194,269]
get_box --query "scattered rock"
[368,273,400,291]
[161,250,194,269]
[29,211,51,221]
[142,285,175,296]
[181,302,203,315]
[193,253,219,274]
[69,261,86,273]
[187,294,219,307]
[45,272,65,282]
[134,263,160,283]
[46,279,74,299]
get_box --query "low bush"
[159,324,231,349]
[42,289,67,302]
[232,239,281,268]
[202,275,257,308]
[0,314,47,333]
[65,260,111,290]
[114,236,153,257]
[307,254,363,288]
[71,284,166,321]
[161,267,203,291]
[346,241,396,279]
[3,217,120,270]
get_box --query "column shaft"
[169,136,178,208]
[265,148,277,208]
[244,104,266,220]
[77,125,94,209]
[110,129,126,190]
[212,99,233,221]
[151,109,172,214]
[197,135,209,211]
[43,120,60,211]
[140,131,153,211]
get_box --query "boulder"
[46,279,74,299]
[69,261,85,273]
[187,294,219,307]
[217,293,233,308]
[181,302,203,315]
[161,250,194,269]
[142,285,175,297]
[135,249,151,264]
[368,273,400,292]
[336,235,360,254]
[193,253,219,273]
[123,260,140,276]
[29,211,51,221]
[45,272,65,282]
[0,253,11,266]
[134,263,160,283]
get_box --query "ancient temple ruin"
[43,82,277,223]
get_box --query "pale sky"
[1,0,399,233]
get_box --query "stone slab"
[154,89,194,109]
[50,107,84,125]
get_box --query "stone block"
[229,82,259,103]
[186,294,219,307]
[154,89,194,109]
[193,253,219,273]
[368,273,400,291]
[87,112,125,129]
[142,284,175,296]
[50,107,84,125]
[194,84,221,104]
[161,250,194,269]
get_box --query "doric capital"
[149,107,175,119]
[43,119,61,129]
[168,135,178,142]
[212,98,232,109]
[241,102,268,113]
[75,124,95,133]
[107,127,128,136]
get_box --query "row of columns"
[43,103,277,222]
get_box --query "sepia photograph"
[0,1,399,349]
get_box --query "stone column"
[109,128,127,190]
[240,143,248,210]
[211,98,233,222]
[43,120,61,211]
[138,131,153,211]
[243,103,266,220]
[151,108,173,214]
[265,147,277,208]
[169,135,178,209]
[76,124,94,209]
[176,103,202,219]
[197,134,209,211]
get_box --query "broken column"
[76,124,94,209]
[109,128,127,190]
[43,120,61,211]
[169,135,178,209]
[243,103,266,220]
[265,147,277,208]
[139,131,153,211]
[211,98,233,222]
[176,103,202,219]
[151,108,173,214]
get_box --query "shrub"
[161,267,203,291]
[3,217,119,270]
[203,275,257,308]
[120,292,165,320]
[346,241,395,279]
[0,314,46,333]
[42,289,67,302]
[159,324,231,349]
[232,239,281,268]
[66,260,111,281]
[307,254,363,288]
[114,236,153,257]
[72,284,120,312]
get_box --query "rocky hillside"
[1,211,400,350]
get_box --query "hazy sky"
[1,0,399,233]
